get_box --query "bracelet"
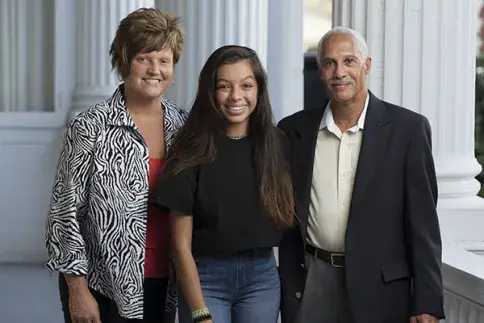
[193,313,212,322]
[192,307,211,322]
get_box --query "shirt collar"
[319,91,370,133]
[107,83,174,127]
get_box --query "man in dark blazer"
[277,26,445,323]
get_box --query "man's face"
[319,34,371,104]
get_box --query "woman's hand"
[65,275,101,323]
[69,288,101,323]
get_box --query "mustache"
[328,79,352,85]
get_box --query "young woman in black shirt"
[151,45,294,323]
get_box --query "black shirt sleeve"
[150,162,198,216]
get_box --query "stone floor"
[0,264,63,323]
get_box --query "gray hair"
[316,26,369,66]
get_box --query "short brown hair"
[110,8,183,77]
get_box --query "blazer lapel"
[290,104,327,233]
[349,92,391,211]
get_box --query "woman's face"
[215,60,258,133]
[124,48,174,102]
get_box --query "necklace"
[226,134,247,140]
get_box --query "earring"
[170,79,175,87]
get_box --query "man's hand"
[69,288,101,323]
[410,313,439,323]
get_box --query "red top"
[144,157,170,278]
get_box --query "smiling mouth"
[223,105,248,115]
[143,78,161,84]
[226,105,247,111]
[331,83,350,89]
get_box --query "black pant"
[59,274,169,323]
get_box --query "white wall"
[0,127,64,263]
[0,0,76,263]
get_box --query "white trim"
[0,112,66,129]
[443,241,484,305]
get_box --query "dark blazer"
[277,92,445,323]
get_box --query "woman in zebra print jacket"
[46,8,186,323]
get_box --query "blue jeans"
[178,248,280,323]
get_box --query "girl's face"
[215,60,258,135]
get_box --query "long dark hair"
[166,45,294,228]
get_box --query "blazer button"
[295,292,302,299]
[300,263,305,268]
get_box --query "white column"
[0,0,23,111]
[0,0,53,112]
[71,0,155,117]
[332,0,484,210]
[29,0,55,112]
[267,0,304,121]
[155,0,269,111]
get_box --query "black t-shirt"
[150,136,282,257]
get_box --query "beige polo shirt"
[306,94,369,252]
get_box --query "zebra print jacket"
[45,85,188,320]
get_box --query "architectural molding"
[332,0,484,212]
[155,0,269,111]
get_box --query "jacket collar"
[319,91,370,132]
[106,84,174,127]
